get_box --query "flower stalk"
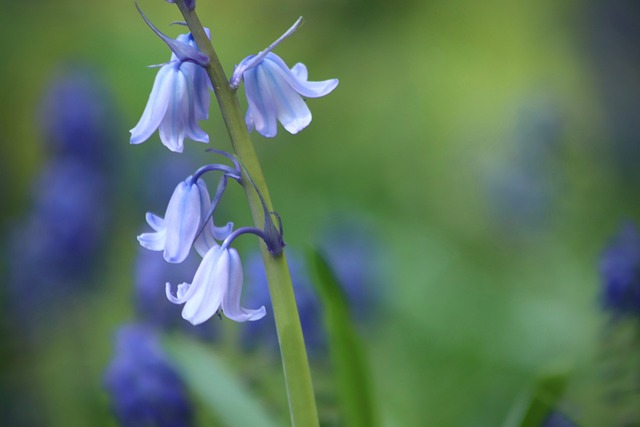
[172,1,319,425]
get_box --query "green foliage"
[164,334,280,427]
[309,249,378,427]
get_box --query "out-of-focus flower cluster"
[5,67,116,329]
[599,222,640,316]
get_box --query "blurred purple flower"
[39,67,116,165]
[104,324,193,427]
[242,251,325,354]
[7,158,110,320]
[600,222,640,315]
[316,217,384,323]
[542,411,576,427]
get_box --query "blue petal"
[163,180,201,263]
[261,61,312,134]
[180,66,209,144]
[246,65,279,137]
[158,67,188,152]
[130,65,172,145]
[222,248,266,322]
[145,212,165,231]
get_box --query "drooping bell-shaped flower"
[166,245,266,325]
[138,176,206,263]
[237,52,338,138]
[230,17,338,138]
[130,12,211,152]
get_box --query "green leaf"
[163,334,280,427]
[309,249,378,427]
[501,369,571,427]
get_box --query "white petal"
[163,180,201,263]
[137,229,166,251]
[165,281,195,304]
[222,248,266,322]
[130,65,173,145]
[181,246,227,325]
[265,53,338,98]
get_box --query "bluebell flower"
[138,176,209,263]
[235,52,338,138]
[600,222,640,315]
[104,324,193,427]
[166,244,266,325]
[134,247,219,340]
[130,32,210,152]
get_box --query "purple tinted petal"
[265,53,338,98]
[246,65,279,137]
[165,281,196,304]
[290,63,308,81]
[163,180,201,263]
[130,65,172,145]
[138,229,166,251]
[262,65,312,134]
[180,66,209,144]
[222,249,266,322]
[181,246,226,325]
[145,212,165,231]
[158,67,188,152]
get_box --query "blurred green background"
[1,0,639,426]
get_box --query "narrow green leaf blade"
[163,334,280,427]
[310,249,378,427]
[502,370,571,427]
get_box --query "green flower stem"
[173,2,319,426]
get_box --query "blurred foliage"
[1,0,640,426]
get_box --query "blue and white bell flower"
[166,244,266,325]
[138,176,206,263]
[130,9,211,152]
[231,17,338,138]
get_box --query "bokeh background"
[1,0,640,426]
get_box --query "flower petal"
[245,66,278,138]
[222,248,266,322]
[130,65,172,145]
[181,246,227,325]
[266,53,338,98]
[138,229,166,251]
[163,180,201,263]
[145,212,165,231]
[180,64,209,143]
[158,67,188,152]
